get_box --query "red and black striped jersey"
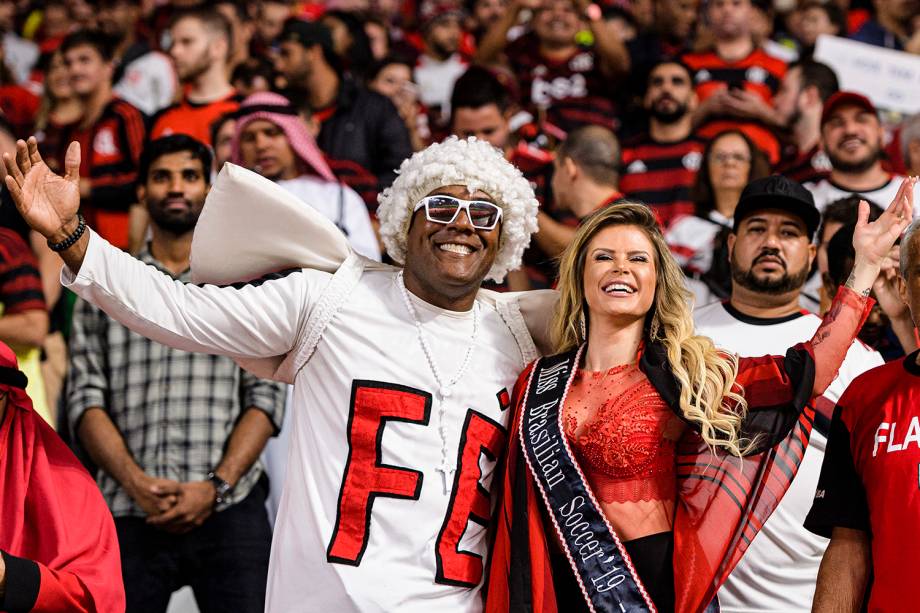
[508,140,554,205]
[682,47,786,163]
[506,32,616,134]
[482,141,555,292]
[620,134,705,229]
[65,97,147,250]
[326,156,380,217]
[0,227,45,314]
[150,91,242,147]
[775,144,831,185]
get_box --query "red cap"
[821,91,877,126]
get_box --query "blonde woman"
[487,178,915,613]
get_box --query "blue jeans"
[115,477,272,613]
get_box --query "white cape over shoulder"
[189,164,557,382]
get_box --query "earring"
[579,313,587,342]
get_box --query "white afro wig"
[377,136,540,282]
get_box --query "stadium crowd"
[1,0,920,611]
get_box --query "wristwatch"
[207,471,233,505]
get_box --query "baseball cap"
[733,175,821,239]
[821,91,877,126]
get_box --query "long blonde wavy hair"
[552,202,751,455]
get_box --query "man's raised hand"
[3,137,81,242]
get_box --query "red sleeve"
[0,550,112,613]
[806,286,872,396]
[736,286,872,410]
[116,102,146,166]
[0,411,125,613]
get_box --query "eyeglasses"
[413,195,503,230]
[712,152,752,165]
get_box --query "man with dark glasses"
[4,135,553,612]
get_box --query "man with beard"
[151,7,241,147]
[466,0,508,42]
[66,135,286,613]
[620,60,704,229]
[772,60,838,185]
[808,92,920,213]
[61,30,147,250]
[98,0,176,116]
[414,1,469,129]
[275,18,411,194]
[693,175,884,613]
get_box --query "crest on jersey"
[569,53,593,72]
[746,66,768,84]
[93,128,117,156]
[683,151,703,171]
[695,69,711,83]
[626,159,647,174]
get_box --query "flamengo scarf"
[519,348,656,612]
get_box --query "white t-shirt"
[113,50,177,116]
[414,53,468,116]
[805,175,920,215]
[277,176,381,261]
[64,232,529,612]
[2,32,38,84]
[665,210,731,276]
[693,300,883,613]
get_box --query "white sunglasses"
[413,195,503,230]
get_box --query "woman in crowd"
[487,180,914,613]
[321,9,375,79]
[368,55,430,151]
[666,129,770,303]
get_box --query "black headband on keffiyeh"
[0,365,27,389]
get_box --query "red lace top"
[563,363,685,504]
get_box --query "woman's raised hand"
[848,176,916,295]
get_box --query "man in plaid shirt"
[66,135,286,613]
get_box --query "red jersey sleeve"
[0,228,45,314]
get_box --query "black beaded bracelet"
[47,214,87,252]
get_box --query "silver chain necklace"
[397,270,480,493]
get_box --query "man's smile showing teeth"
[603,282,636,294]
[439,243,474,255]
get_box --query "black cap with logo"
[732,175,821,240]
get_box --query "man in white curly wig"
[4,134,554,612]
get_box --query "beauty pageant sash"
[519,349,656,613]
